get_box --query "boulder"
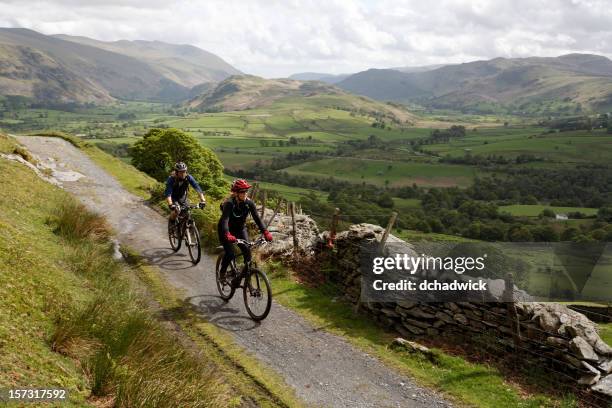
[578,361,601,385]
[569,337,599,362]
[391,338,436,361]
[592,374,612,397]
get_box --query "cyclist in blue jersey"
[165,162,206,222]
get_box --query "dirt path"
[17,136,452,408]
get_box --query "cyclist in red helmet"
[218,179,273,285]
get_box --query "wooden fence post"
[505,272,521,347]
[250,183,259,202]
[267,197,283,228]
[379,211,398,253]
[260,190,267,218]
[327,208,340,248]
[290,202,298,254]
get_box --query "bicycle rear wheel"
[168,219,181,252]
[243,268,272,321]
[186,221,201,264]
[216,253,235,301]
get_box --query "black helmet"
[174,162,187,171]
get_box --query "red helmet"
[231,179,252,192]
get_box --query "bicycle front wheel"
[168,219,181,252]
[243,268,272,321]
[186,222,201,264]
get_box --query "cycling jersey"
[218,197,265,235]
[164,174,203,203]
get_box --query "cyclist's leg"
[236,228,251,267]
[218,226,235,279]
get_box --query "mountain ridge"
[337,53,612,113]
[0,27,239,104]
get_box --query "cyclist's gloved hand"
[169,203,177,211]
[263,230,273,242]
[225,232,237,243]
[198,201,206,209]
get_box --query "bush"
[130,128,228,199]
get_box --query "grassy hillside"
[188,75,418,123]
[54,34,240,87]
[0,28,239,103]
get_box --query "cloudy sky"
[1,0,611,77]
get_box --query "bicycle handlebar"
[235,236,267,248]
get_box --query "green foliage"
[130,128,228,198]
[540,208,556,218]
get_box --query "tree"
[508,226,533,242]
[130,128,227,198]
[540,208,556,219]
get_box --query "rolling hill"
[187,74,417,123]
[288,72,351,84]
[0,27,239,104]
[54,34,241,87]
[337,54,612,113]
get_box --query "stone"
[394,324,413,339]
[405,308,436,320]
[453,314,468,325]
[445,302,461,313]
[380,308,400,318]
[546,336,569,349]
[391,338,436,361]
[402,317,432,329]
[378,315,395,328]
[397,301,418,310]
[534,309,561,332]
[578,361,601,385]
[562,354,583,368]
[597,358,612,374]
[433,320,445,328]
[569,337,599,362]
[426,328,440,337]
[402,324,425,335]
[592,374,612,397]
[435,311,455,324]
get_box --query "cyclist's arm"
[220,201,232,235]
[187,175,206,202]
[248,200,266,232]
[164,176,174,206]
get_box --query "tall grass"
[49,197,231,407]
[48,198,112,243]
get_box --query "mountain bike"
[215,236,272,321]
[168,203,202,264]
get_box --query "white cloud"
[0,0,611,77]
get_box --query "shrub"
[130,128,228,199]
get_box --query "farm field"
[422,127,612,164]
[283,157,478,187]
[499,205,599,217]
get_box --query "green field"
[423,128,612,164]
[284,157,478,187]
[499,205,599,217]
